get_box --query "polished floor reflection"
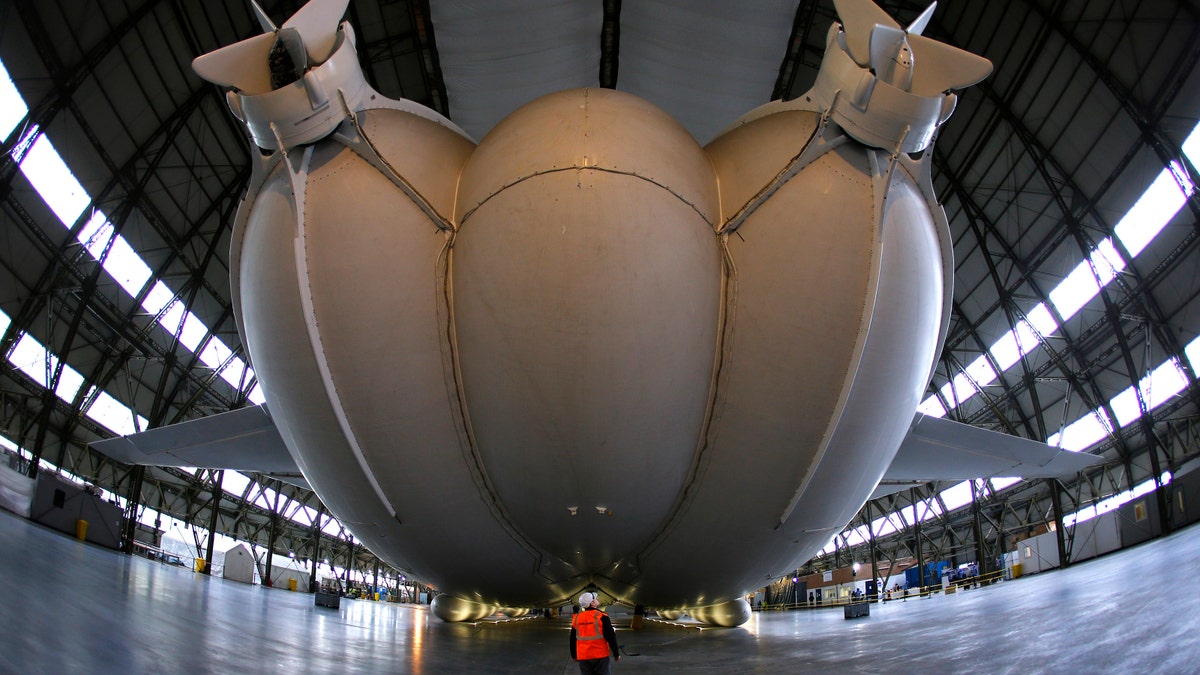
[1,507,1197,673]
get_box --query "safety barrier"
[757,568,1012,611]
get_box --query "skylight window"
[1063,472,1171,527]
[141,280,177,315]
[1026,302,1058,336]
[250,482,276,510]
[17,335,87,401]
[287,502,315,527]
[938,372,978,409]
[975,306,1054,385]
[843,524,869,546]
[2,54,261,416]
[322,519,345,538]
[1049,256,1106,321]
[872,513,891,537]
[86,388,148,436]
[963,354,999,390]
[819,501,944,557]
[1047,409,1113,451]
[222,470,251,496]
[78,212,115,258]
[939,480,975,511]
[873,510,904,537]
[295,503,320,526]
[990,476,1021,491]
[0,62,27,141]
[2,308,151,436]
[221,470,316,528]
[98,230,153,297]
[819,469,1174,564]
[917,396,947,417]
[10,333,72,398]
[18,134,91,227]
[920,122,1200,422]
[1091,238,1126,286]
[987,330,1023,373]
[1187,333,1200,374]
[158,299,211,352]
[1114,162,1194,258]
[203,339,248,387]
[0,346,328,562]
[1108,358,1189,428]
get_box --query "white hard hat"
[578,592,598,607]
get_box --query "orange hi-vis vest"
[572,609,611,660]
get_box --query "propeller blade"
[906,2,937,36]
[833,0,899,66]
[192,32,275,95]
[907,32,993,96]
[248,0,277,33]
[281,0,350,65]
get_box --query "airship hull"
[236,110,574,605]
[452,89,723,574]
[230,88,948,615]
[608,106,946,608]
[56,0,1030,628]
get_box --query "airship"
[94,0,1099,626]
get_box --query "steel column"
[913,488,926,591]
[1048,478,1069,568]
[120,465,146,554]
[203,470,223,574]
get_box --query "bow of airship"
[93,0,1102,628]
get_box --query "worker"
[569,592,620,674]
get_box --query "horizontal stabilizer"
[871,413,1103,499]
[90,405,306,488]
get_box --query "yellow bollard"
[75,519,88,541]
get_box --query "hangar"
[1,0,1198,667]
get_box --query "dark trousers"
[577,657,611,675]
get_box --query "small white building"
[223,543,255,584]
[267,562,310,591]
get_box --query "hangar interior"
[0,0,1198,602]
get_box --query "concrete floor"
[1,507,1198,673]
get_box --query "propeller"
[192,0,350,95]
[832,0,992,97]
